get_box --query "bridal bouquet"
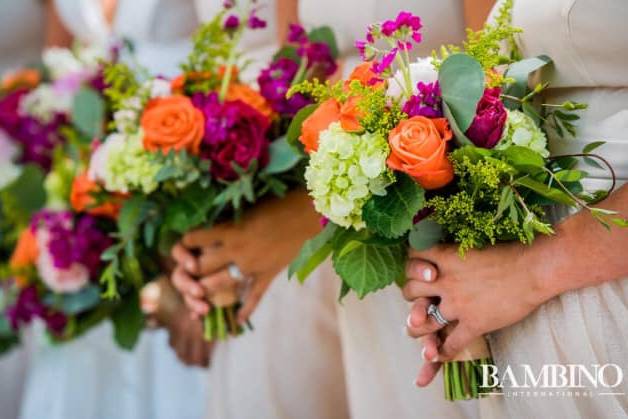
[94,1,338,341]
[0,45,148,351]
[289,2,626,400]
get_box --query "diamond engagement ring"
[427,303,449,326]
[227,263,245,282]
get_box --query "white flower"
[19,85,72,122]
[43,48,84,81]
[497,110,550,157]
[146,79,172,98]
[387,57,438,99]
[36,228,90,294]
[113,109,139,133]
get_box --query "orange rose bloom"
[10,229,39,287]
[1,69,40,91]
[70,173,121,219]
[339,96,364,133]
[299,99,341,153]
[387,116,454,190]
[226,83,274,119]
[345,62,384,89]
[141,95,205,155]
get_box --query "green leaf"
[495,186,515,220]
[118,196,154,240]
[502,145,545,173]
[611,218,628,228]
[308,26,339,59]
[582,141,606,154]
[443,102,473,146]
[514,177,575,205]
[263,136,303,175]
[504,55,552,109]
[286,104,318,150]
[438,53,485,132]
[273,46,300,62]
[111,291,144,350]
[2,164,46,216]
[44,285,101,315]
[163,185,216,234]
[408,219,443,251]
[289,223,338,282]
[554,170,586,183]
[332,241,406,298]
[362,173,425,238]
[583,157,604,170]
[71,87,105,139]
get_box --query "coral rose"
[70,172,121,219]
[226,83,274,119]
[1,69,40,92]
[339,96,364,133]
[299,99,340,153]
[10,229,39,287]
[387,116,454,190]
[141,95,205,155]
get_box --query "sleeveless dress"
[18,2,208,419]
[481,1,628,418]
[0,2,44,418]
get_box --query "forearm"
[532,184,628,300]
[463,0,496,31]
[43,0,73,48]
[276,0,299,44]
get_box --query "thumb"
[182,224,231,249]
[439,325,475,361]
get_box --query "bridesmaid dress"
[0,2,44,418]
[482,1,628,418]
[17,2,208,419]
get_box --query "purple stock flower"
[192,92,270,180]
[224,15,240,30]
[372,48,398,74]
[6,285,67,335]
[248,13,267,29]
[465,87,507,149]
[403,82,443,118]
[302,42,337,77]
[287,24,307,44]
[257,58,312,116]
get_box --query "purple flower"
[192,93,270,180]
[257,58,312,116]
[224,15,240,30]
[6,285,67,335]
[380,11,422,36]
[287,24,307,44]
[0,89,65,170]
[403,82,443,118]
[465,87,507,149]
[372,48,398,74]
[302,42,337,77]
[248,13,266,29]
[223,0,235,8]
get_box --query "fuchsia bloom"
[6,285,67,335]
[248,13,266,29]
[257,58,312,116]
[403,81,443,118]
[192,92,270,180]
[465,87,507,149]
[224,15,240,30]
[287,24,338,78]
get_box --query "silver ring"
[427,303,449,326]
[227,263,245,282]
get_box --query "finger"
[199,270,237,294]
[198,247,230,275]
[171,267,204,299]
[408,243,454,261]
[421,333,441,363]
[439,325,476,362]
[171,243,199,274]
[182,225,231,249]
[402,278,442,301]
[406,298,445,338]
[416,361,442,387]
[183,294,210,316]
[405,259,438,283]
[237,279,269,324]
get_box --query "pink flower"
[36,228,90,293]
[465,87,507,149]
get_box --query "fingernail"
[421,347,427,361]
[422,268,433,282]
[430,354,439,363]
[406,314,415,329]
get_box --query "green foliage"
[180,12,231,76]
[71,87,105,139]
[504,55,552,109]
[289,223,338,282]
[409,219,443,251]
[263,136,303,175]
[308,26,339,59]
[111,291,144,350]
[103,61,141,111]
[286,104,318,150]
[362,173,425,239]
[43,285,101,315]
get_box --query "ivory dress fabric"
[18,2,208,419]
[481,1,628,417]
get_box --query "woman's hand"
[170,189,322,323]
[165,305,213,367]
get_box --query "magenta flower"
[287,24,307,44]
[248,13,266,29]
[6,285,67,335]
[372,48,398,74]
[257,58,312,116]
[224,15,240,30]
[403,82,443,118]
[192,93,270,180]
[465,87,507,149]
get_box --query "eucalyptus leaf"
[71,87,105,139]
[44,285,101,315]
[504,55,552,109]
[408,219,443,251]
[263,136,303,175]
[438,53,485,132]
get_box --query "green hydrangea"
[497,110,549,157]
[304,122,393,229]
[102,130,162,194]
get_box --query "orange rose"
[10,229,39,287]
[345,62,384,89]
[299,98,341,153]
[1,69,40,91]
[70,173,122,219]
[387,116,454,190]
[141,95,205,155]
[226,83,274,119]
[339,96,364,133]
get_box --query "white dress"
[481,1,628,418]
[0,2,44,419]
[18,2,208,419]
[205,2,477,419]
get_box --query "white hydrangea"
[43,48,84,81]
[146,78,172,98]
[387,57,438,100]
[497,110,550,157]
[19,85,73,123]
[89,130,161,194]
[304,122,393,229]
